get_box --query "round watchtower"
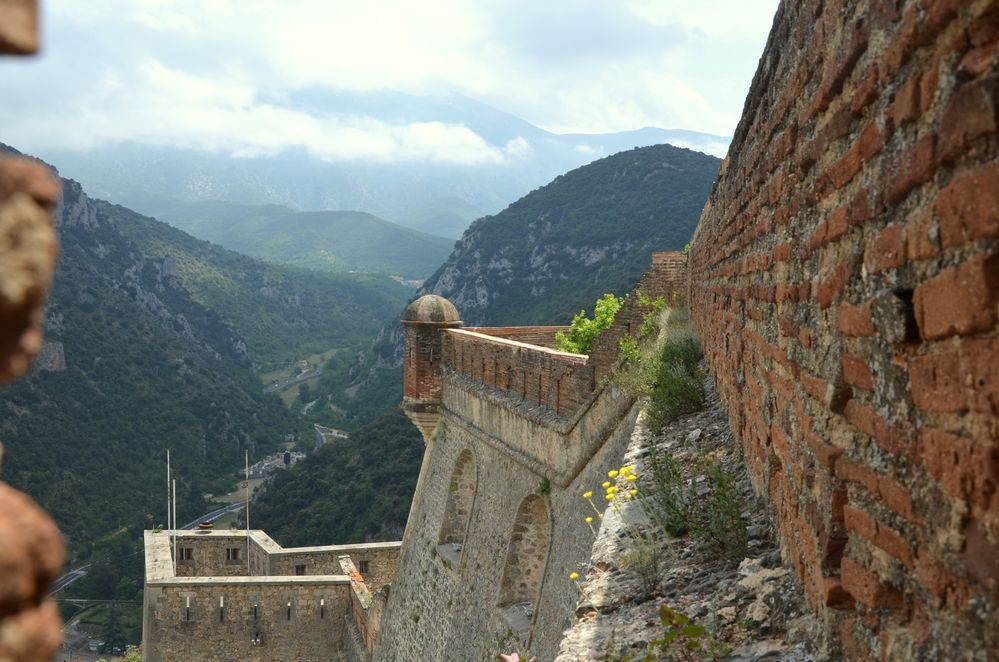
[402,295,462,442]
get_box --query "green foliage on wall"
[554,293,623,354]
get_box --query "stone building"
[141,529,400,661]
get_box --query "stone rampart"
[689,0,999,657]
[381,253,688,660]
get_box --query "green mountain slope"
[252,409,422,546]
[394,196,483,239]
[0,145,413,564]
[106,201,411,369]
[156,201,455,279]
[0,176,292,551]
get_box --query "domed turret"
[403,295,460,324]
[402,295,462,443]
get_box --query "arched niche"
[437,449,476,570]
[497,494,551,639]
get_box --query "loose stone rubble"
[557,377,822,661]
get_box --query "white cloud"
[0,0,779,160]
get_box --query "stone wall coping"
[269,541,402,556]
[445,327,588,361]
[147,574,353,587]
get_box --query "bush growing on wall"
[555,293,623,354]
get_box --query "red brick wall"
[443,328,593,417]
[438,252,687,420]
[689,1,999,657]
[462,326,570,349]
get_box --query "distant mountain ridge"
[36,92,728,238]
[150,200,455,279]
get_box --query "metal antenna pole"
[172,479,178,575]
[245,449,251,574]
[166,449,171,533]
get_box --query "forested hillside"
[252,410,422,546]
[108,202,411,369]
[144,201,455,279]
[0,145,410,559]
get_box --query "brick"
[916,550,974,610]
[844,506,914,568]
[842,354,874,391]
[893,75,920,125]
[906,206,939,261]
[839,302,876,336]
[913,252,999,340]
[816,263,851,309]
[852,63,880,114]
[835,456,879,494]
[935,163,999,248]
[961,337,999,414]
[887,132,937,203]
[909,351,966,412]
[841,557,904,609]
[863,224,906,274]
[877,473,917,522]
[844,505,878,541]
[962,518,999,587]
[920,63,940,113]
[939,75,999,164]
[919,428,999,508]
[814,22,869,114]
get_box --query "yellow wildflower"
[601,481,611,489]
[626,475,637,482]
[629,489,638,497]
[583,491,593,499]
[608,469,619,478]
[570,571,579,581]
[585,516,593,523]
[620,465,634,476]
[605,493,614,501]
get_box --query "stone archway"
[497,494,551,639]
[437,449,476,570]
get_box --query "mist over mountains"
[35,93,728,238]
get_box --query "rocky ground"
[556,375,823,661]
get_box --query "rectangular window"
[179,548,194,561]
[295,564,306,576]
[359,560,370,574]
[226,547,241,562]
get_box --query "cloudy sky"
[0,0,779,164]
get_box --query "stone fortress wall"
[689,0,999,658]
[375,254,687,661]
[142,530,401,662]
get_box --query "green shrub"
[698,459,748,561]
[643,439,694,536]
[555,293,623,354]
[645,361,706,431]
